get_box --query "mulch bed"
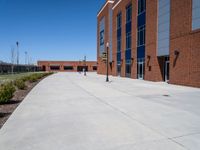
[0,79,43,129]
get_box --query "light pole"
[16,41,19,65]
[84,55,86,76]
[106,42,109,82]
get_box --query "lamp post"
[106,42,109,82]
[16,41,19,65]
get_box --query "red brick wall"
[170,0,200,87]
[145,0,164,81]
[97,2,113,75]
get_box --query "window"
[126,4,132,23]
[138,0,146,14]
[64,66,73,70]
[192,0,200,30]
[117,12,122,29]
[93,66,97,71]
[100,30,104,46]
[117,39,121,52]
[117,12,122,53]
[50,66,60,70]
[126,4,132,51]
[137,25,145,46]
[126,32,131,50]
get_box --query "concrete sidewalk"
[0,72,200,150]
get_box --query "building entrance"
[125,63,131,78]
[117,64,121,77]
[165,61,169,82]
[137,61,144,79]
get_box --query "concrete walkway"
[0,72,200,150]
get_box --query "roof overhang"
[112,0,122,10]
[97,0,114,17]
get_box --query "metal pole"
[16,42,19,65]
[106,46,109,82]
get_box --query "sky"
[0,0,105,64]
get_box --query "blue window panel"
[125,49,131,60]
[117,52,121,62]
[126,22,132,33]
[138,0,146,14]
[137,46,145,59]
[138,12,146,27]
[100,30,104,46]
[117,28,121,38]
[192,0,200,30]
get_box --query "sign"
[101,52,107,62]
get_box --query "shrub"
[21,76,31,82]
[14,79,26,90]
[0,82,16,104]
[29,75,38,83]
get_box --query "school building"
[97,0,200,87]
[38,61,97,72]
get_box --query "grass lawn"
[0,72,42,85]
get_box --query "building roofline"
[97,0,114,17]
[112,0,122,10]
[37,61,97,63]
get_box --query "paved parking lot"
[0,72,200,150]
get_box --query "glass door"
[125,63,131,78]
[138,62,144,79]
[165,61,169,82]
[117,64,121,77]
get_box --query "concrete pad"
[0,72,200,150]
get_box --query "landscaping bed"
[0,72,53,129]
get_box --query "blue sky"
[0,0,105,64]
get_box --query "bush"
[29,75,38,83]
[14,79,26,90]
[0,82,16,104]
[21,76,31,82]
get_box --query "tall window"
[100,30,104,46]
[126,32,131,50]
[125,4,132,78]
[117,12,122,29]
[137,0,146,59]
[126,4,132,52]
[137,25,145,46]
[137,0,146,79]
[126,4,132,23]
[117,12,122,76]
[138,0,146,14]
[117,12,122,53]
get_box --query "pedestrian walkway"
[0,72,200,150]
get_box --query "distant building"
[97,0,200,87]
[37,61,97,72]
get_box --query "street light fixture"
[106,42,109,82]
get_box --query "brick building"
[97,0,200,87]
[38,61,97,72]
